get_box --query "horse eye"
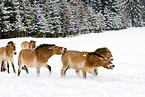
[110,58,113,61]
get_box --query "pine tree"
[0,0,4,33]
[48,0,62,37]
[87,6,99,32]
[123,0,144,27]
[32,0,49,37]
[1,0,17,33]
[69,0,93,35]
[68,0,80,35]
[140,0,145,26]
[96,11,106,31]
[13,0,24,37]
[60,0,72,36]
[18,0,33,37]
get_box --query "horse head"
[7,41,17,55]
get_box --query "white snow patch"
[0,27,145,97]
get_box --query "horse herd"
[0,40,115,78]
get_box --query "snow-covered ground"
[0,27,145,97]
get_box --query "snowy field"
[0,27,145,97]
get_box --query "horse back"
[19,49,37,67]
[61,50,87,69]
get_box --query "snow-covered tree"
[48,0,62,36]
[1,0,17,33]
[0,0,5,33]
[96,11,106,31]
[122,0,144,27]
[18,0,33,36]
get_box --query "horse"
[68,47,114,76]
[61,50,115,78]
[0,41,16,73]
[18,44,67,76]
[21,40,36,70]
[95,47,113,61]
[21,40,36,50]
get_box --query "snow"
[0,27,145,97]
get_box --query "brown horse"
[0,41,16,73]
[18,44,67,76]
[71,47,114,76]
[21,40,36,70]
[21,40,36,50]
[61,50,115,78]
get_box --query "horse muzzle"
[108,64,115,69]
[63,48,67,54]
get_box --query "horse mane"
[35,44,56,50]
[30,40,36,43]
[88,52,104,58]
[8,41,14,45]
[95,47,108,52]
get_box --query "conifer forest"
[0,0,145,38]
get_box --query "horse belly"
[0,48,6,60]
[87,67,98,74]
[23,59,37,68]
[21,54,37,68]
[69,58,85,70]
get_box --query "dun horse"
[21,40,36,50]
[0,41,16,73]
[21,40,36,70]
[61,50,115,78]
[18,44,67,76]
[64,47,114,76]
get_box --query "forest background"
[0,0,145,38]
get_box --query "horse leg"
[46,64,51,73]
[18,60,22,76]
[24,65,29,74]
[22,65,26,70]
[61,65,69,76]
[36,67,40,77]
[94,68,98,75]
[2,60,6,72]
[82,69,87,79]
[7,61,10,73]
[76,70,80,76]
[10,59,16,73]
[1,60,4,72]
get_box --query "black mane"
[95,47,108,52]
[35,44,55,50]
[88,52,104,58]
[8,41,14,45]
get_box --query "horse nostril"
[112,65,115,67]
